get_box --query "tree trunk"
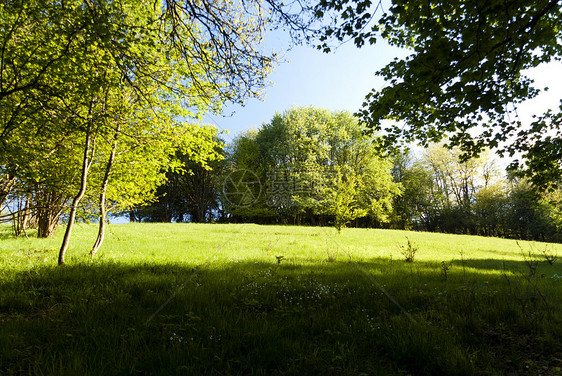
[13,193,36,237]
[37,210,60,238]
[13,197,26,237]
[0,173,16,209]
[91,125,119,256]
[36,189,65,238]
[196,202,207,223]
[58,130,94,265]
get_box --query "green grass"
[1,223,562,375]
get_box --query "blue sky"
[203,34,408,142]
[203,32,562,147]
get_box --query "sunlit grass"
[4,223,559,266]
[1,223,561,375]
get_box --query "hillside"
[1,223,561,375]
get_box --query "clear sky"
[202,34,408,142]
[202,32,562,147]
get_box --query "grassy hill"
[1,223,561,375]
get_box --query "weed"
[502,269,552,334]
[325,240,337,262]
[542,246,558,265]
[459,250,466,277]
[440,261,450,281]
[518,242,541,277]
[398,237,418,263]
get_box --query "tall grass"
[1,223,561,375]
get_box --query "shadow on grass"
[1,257,561,376]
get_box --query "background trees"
[386,144,562,242]
[3,0,561,257]
[121,108,562,243]
[129,134,226,223]
[389,151,434,230]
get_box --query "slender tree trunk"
[91,125,119,256]
[12,196,25,237]
[0,173,16,209]
[58,129,94,266]
[13,193,34,238]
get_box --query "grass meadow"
[1,223,561,375]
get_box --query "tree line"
[132,106,562,242]
[4,102,560,243]
[392,146,562,242]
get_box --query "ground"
[1,223,561,375]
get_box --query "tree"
[0,0,282,138]
[504,178,562,241]
[129,132,225,224]
[473,183,508,237]
[221,129,271,221]
[420,144,503,234]
[3,117,88,238]
[224,107,400,228]
[1,0,295,264]
[389,151,434,230]
[314,0,562,186]
[327,176,367,232]
[387,145,562,240]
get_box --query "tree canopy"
[0,0,302,263]
[314,0,562,186]
[224,107,400,229]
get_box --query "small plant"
[399,237,418,263]
[326,241,337,262]
[440,261,450,281]
[275,255,285,264]
[523,251,539,277]
[541,247,557,265]
[518,242,540,277]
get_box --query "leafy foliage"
[398,237,418,262]
[0,0,289,262]
[130,133,226,223]
[225,107,400,228]
[388,144,562,242]
[314,0,562,186]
